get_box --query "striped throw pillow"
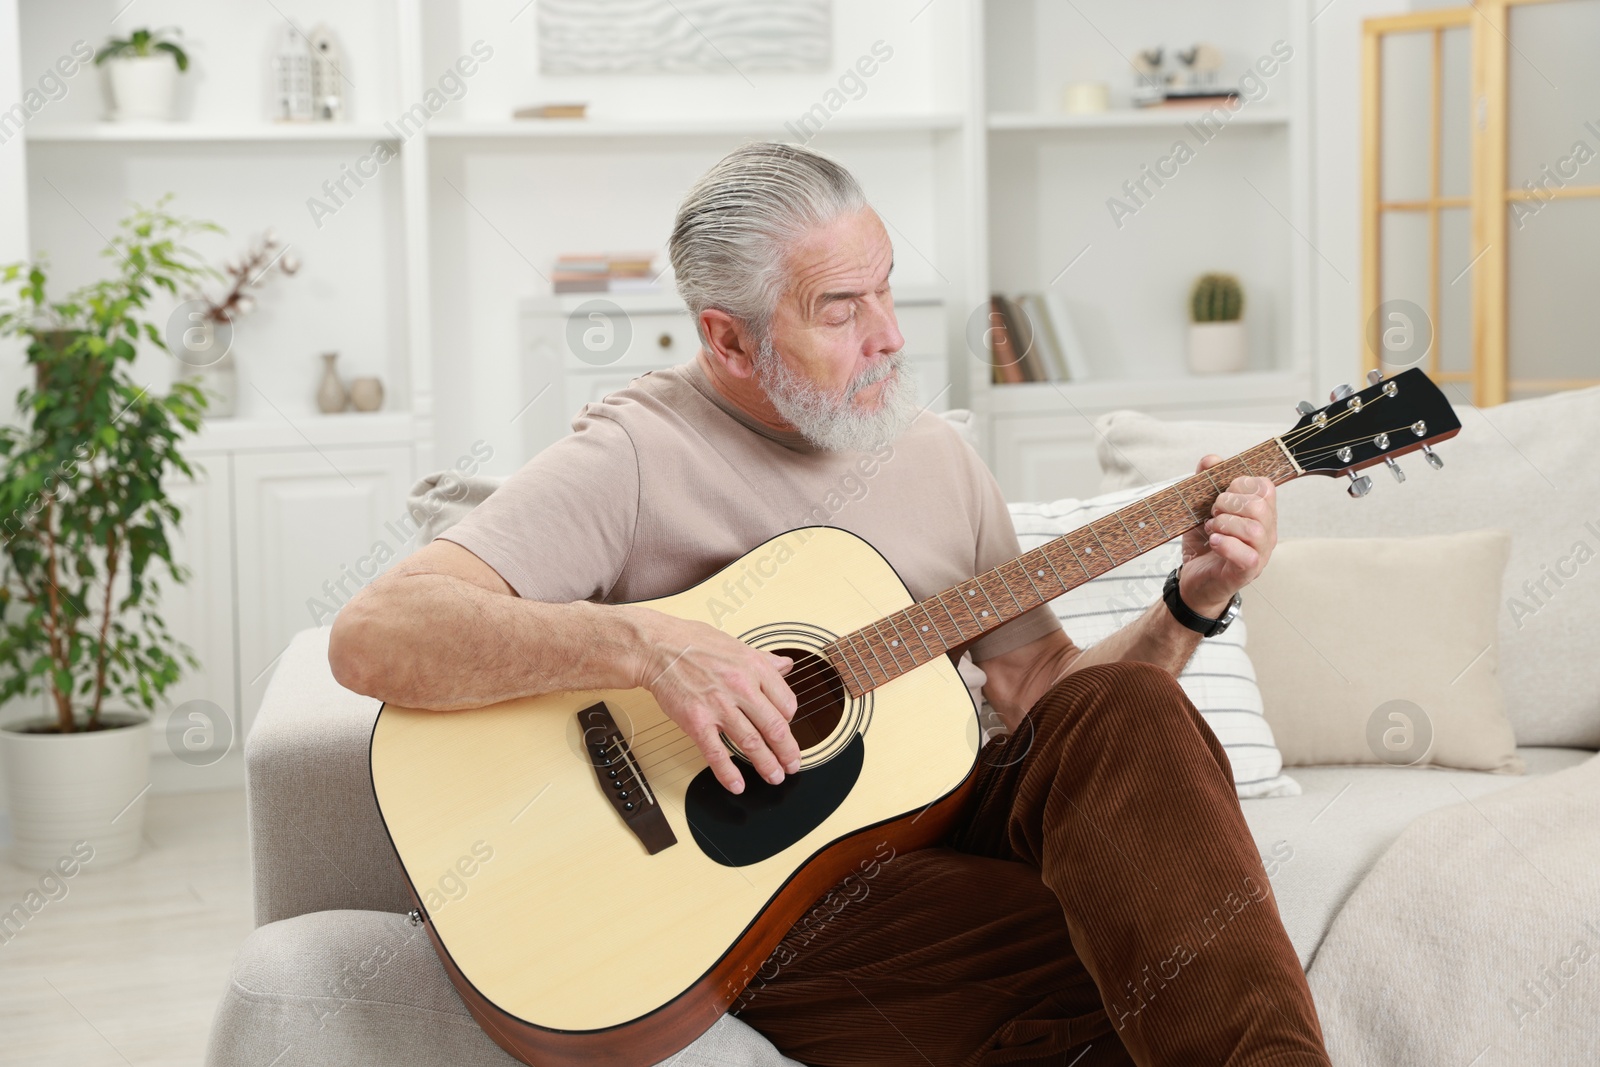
[1006,480,1300,799]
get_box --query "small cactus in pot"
[1187,273,1247,373]
[1190,272,1244,323]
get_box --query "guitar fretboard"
[822,439,1300,698]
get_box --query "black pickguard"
[683,734,865,867]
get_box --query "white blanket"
[1307,753,1600,1065]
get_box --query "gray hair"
[668,141,868,347]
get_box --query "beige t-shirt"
[440,359,1065,705]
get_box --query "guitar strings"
[617,396,1413,769]
[620,401,1398,762]
[622,404,1404,767]
[1288,421,1426,469]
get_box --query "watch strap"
[1162,565,1240,638]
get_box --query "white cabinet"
[140,425,417,788]
[159,458,236,714]
[232,446,414,738]
[149,455,238,789]
[991,415,1103,502]
[987,376,1310,503]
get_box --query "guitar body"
[370,526,984,1066]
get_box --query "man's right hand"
[622,606,800,795]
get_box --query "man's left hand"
[1178,454,1278,617]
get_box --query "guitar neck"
[823,437,1303,698]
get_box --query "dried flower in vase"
[194,227,301,325]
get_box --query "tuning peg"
[1347,473,1373,498]
[1384,456,1406,483]
[1296,400,1316,416]
[1330,383,1355,401]
[1421,444,1443,470]
[1366,369,1384,385]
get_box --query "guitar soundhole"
[772,646,845,752]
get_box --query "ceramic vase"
[348,376,384,412]
[316,352,349,413]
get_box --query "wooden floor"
[0,789,251,1066]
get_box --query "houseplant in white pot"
[1187,272,1247,374]
[95,27,189,122]
[0,198,218,870]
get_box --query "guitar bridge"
[577,701,677,855]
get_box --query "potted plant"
[95,27,189,122]
[1188,272,1247,374]
[0,197,218,870]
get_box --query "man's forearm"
[987,593,1216,729]
[329,573,651,709]
[1058,597,1208,681]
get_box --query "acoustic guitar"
[369,367,1459,1066]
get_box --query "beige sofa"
[205,386,1600,1066]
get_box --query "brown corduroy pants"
[731,660,1331,1067]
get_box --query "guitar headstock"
[1280,368,1460,496]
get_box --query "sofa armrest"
[246,626,411,926]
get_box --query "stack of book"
[987,293,1092,384]
[552,252,661,294]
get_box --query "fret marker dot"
[967,590,975,596]
[1138,521,1146,528]
[921,625,929,632]
[891,640,899,647]
[1086,547,1093,554]
[980,610,989,617]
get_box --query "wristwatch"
[1162,563,1242,638]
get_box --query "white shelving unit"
[0,0,1333,791]
[974,0,1315,501]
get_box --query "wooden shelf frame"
[1364,0,1600,407]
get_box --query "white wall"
[1307,0,1420,401]
[0,0,29,424]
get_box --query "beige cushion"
[1247,530,1521,772]
[1092,385,1600,749]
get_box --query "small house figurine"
[1174,43,1226,91]
[1131,47,1166,107]
[271,25,313,122]
[308,24,345,122]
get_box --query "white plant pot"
[1,712,150,870]
[1188,320,1248,374]
[106,55,180,122]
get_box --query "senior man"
[330,142,1330,1067]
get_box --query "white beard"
[752,339,921,453]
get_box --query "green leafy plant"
[1190,272,1244,323]
[0,196,221,733]
[94,28,189,72]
